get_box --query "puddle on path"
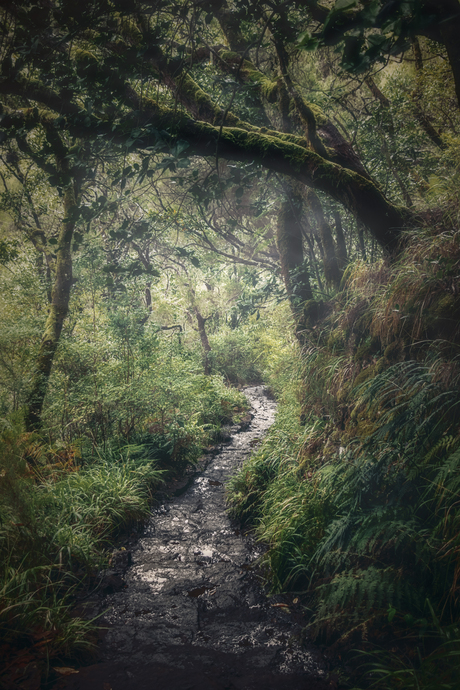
[60,386,330,690]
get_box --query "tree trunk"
[194,307,212,375]
[334,212,348,270]
[357,220,367,261]
[3,89,413,255]
[422,0,460,110]
[25,187,77,431]
[307,191,342,288]
[277,184,313,339]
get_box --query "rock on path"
[60,386,330,690]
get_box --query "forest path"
[60,387,329,690]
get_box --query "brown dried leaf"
[53,667,79,676]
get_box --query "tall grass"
[0,352,248,677]
[0,427,165,671]
[227,232,460,688]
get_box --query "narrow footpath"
[61,387,330,690]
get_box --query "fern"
[306,360,460,637]
[312,566,424,641]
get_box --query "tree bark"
[307,191,341,288]
[357,220,367,261]
[334,212,348,270]
[1,102,413,254]
[25,186,77,431]
[194,307,212,375]
[277,184,313,339]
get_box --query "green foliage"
[301,1,452,76]
[0,425,164,660]
[353,605,460,689]
[38,457,163,567]
[227,335,331,590]
[0,243,250,668]
[227,234,460,686]
[0,563,95,655]
[209,324,265,384]
[1,0,460,684]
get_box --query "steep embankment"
[228,231,460,688]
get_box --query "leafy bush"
[209,326,264,384]
[0,428,163,664]
[228,241,460,687]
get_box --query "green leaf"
[335,0,357,9]
[103,263,122,273]
[0,239,19,264]
[297,32,320,51]
[387,605,396,622]
[173,140,190,156]
[361,0,380,23]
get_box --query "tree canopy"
[1,0,459,427]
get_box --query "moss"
[74,49,98,64]
[261,80,279,103]
[116,16,143,45]
[421,294,460,343]
[73,48,99,79]
[375,356,388,375]
[434,293,460,317]
[174,72,240,127]
[354,336,380,362]
[346,410,375,438]
[354,343,371,361]
[218,50,241,63]
[303,299,321,326]
[327,328,346,351]
[353,364,377,388]
[307,102,328,126]
[384,340,403,361]
[24,107,56,128]
[243,128,308,156]
[242,67,278,102]
[232,54,279,97]
[217,126,314,169]
[168,68,310,147]
[336,382,350,403]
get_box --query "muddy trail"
[60,386,331,690]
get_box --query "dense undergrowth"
[0,322,248,680]
[227,226,460,689]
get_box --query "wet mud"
[60,387,331,690]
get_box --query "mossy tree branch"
[0,97,411,254]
